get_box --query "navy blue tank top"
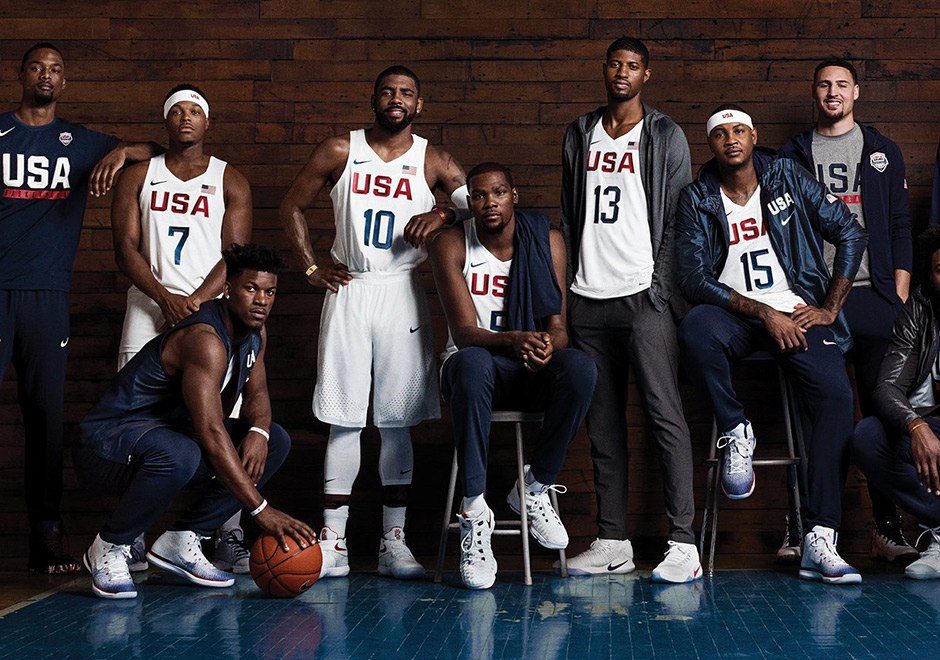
[81,300,262,462]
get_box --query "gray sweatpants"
[568,290,695,544]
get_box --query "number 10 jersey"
[328,129,436,273]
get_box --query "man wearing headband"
[779,59,916,565]
[280,65,470,580]
[560,37,699,583]
[676,103,867,584]
[0,42,160,574]
[110,83,253,574]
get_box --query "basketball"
[249,533,322,598]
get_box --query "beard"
[375,106,416,133]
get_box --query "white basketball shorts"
[118,287,165,369]
[313,271,440,427]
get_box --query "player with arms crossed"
[676,104,866,584]
[0,42,160,573]
[280,65,468,579]
[111,84,253,574]
[76,244,315,599]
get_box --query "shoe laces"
[459,512,492,558]
[716,434,753,474]
[383,538,415,562]
[580,538,623,562]
[809,532,846,567]
[100,541,133,580]
[875,516,913,547]
[914,525,940,554]
[525,483,567,517]
[220,530,250,561]
[661,540,693,564]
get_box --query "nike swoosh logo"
[470,261,486,268]
[60,338,69,348]
[149,180,167,186]
[0,127,15,137]
[325,478,336,483]
[589,140,600,145]
[400,469,412,475]
[409,326,421,333]
[822,340,837,346]
[780,213,793,226]
[353,159,371,165]
[608,560,630,572]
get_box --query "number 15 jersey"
[329,129,436,273]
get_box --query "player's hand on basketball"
[255,507,318,552]
[761,309,807,353]
[308,262,352,292]
[404,210,447,248]
[791,304,836,329]
[240,431,268,483]
[522,333,554,372]
[159,292,198,327]
[911,424,940,496]
[90,147,127,197]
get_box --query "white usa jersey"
[329,129,436,273]
[137,154,227,296]
[443,219,512,361]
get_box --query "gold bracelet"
[305,263,318,277]
[909,421,928,434]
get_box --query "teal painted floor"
[0,570,937,659]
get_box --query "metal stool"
[434,411,569,586]
[698,353,807,577]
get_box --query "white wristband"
[250,499,268,517]
[248,426,270,441]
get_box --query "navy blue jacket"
[676,148,868,353]
[506,210,562,332]
[780,122,911,305]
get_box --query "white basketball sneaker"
[319,526,351,578]
[506,465,569,550]
[556,538,635,576]
[650,541,703,583]
[146,530,235,588]
[459,507,497,590]
[377,526,426,580]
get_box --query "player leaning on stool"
[429,162,597,590]
[676,104,867,584]
[779,58,916,565]
[76,244,316,599]
[560,36,700,583]
[281,65,469,580]
[0,42,161,574]
[111,84,254,576]
[853,226,940,580]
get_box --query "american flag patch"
[626,141,639,150]
[402,165,417,175]
[201,184,217,195]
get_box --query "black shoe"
[28,521,81,574]
[775,514,802,565]
[871,516,919,565]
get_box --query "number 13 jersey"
[138,153,227,296]
[329,129,436,273]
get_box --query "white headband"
[706,109,753,135]
[163,90,209,119]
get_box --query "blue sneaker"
[147,530,235,588]
[716,421,756,499]
[84,534,137,599]
[799,526,862,585]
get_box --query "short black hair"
[916,226,940,287]
[164,83,209,105]
[814,59,858,84]
[20,42,62,72]
[374,65,421,96]
[223,243,285,280]
[606,37,649,68]
[467,162,514,189]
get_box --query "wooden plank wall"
[1,0,937,569]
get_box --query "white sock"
[461,494,487,516]
[323,505,349,538]
[383,505,406,536]
[378,427,413,485]
[324,425,362,494]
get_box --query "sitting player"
[76,244,315,599]
[429,162,597,589]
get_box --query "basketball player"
[854,226,940,580]
[76,243,315,599]
[430,162,596,589]
[0,42,160,573]
[676,104,866,584]
[111,84,253,574]
[560,37,700,582]
[779,59,916,564]
[280,66,469,579]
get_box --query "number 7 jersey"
[328,129,436,273]
[138,153,227,295]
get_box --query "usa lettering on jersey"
[728,216,768,246]
[469,273,507,297]
[150,191,211,218]
[2,153,71,198]
[586,151,635,174]
[351,172,413,200]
